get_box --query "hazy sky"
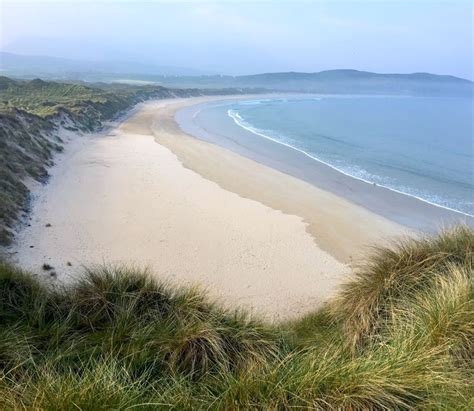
[1,0,473,78]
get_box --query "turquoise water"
[216,96,473,216]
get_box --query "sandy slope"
[12,97,405,320]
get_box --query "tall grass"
[329,225,473,349]
[0,226,472,409]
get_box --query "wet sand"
[176,98,473,233]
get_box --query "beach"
[176,97,473,229]
[12,96,408,320]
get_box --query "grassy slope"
[0,226,472,410]
[0,76,245,246]
[0,77,161,246]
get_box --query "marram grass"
[0,226,472,409]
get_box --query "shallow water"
[195,95,473,216]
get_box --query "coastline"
[151,97,408,263]
[226,103,474,219]
[176,97,474,231]
[12,95,467,318]
[11,96,366,320]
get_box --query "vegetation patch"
[0,226,472,409]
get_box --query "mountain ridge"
[1,51,471,85]
[0,51,211,77]
[237,69,472,83]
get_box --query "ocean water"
[198,96,473,216]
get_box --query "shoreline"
[226,104,473,219]
[175,97,473,232]
[12,96,371,320]
[151,97,408,263]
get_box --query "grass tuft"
[329,225,473,349]
[0,226,472,408]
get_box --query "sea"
[181,95,473,216]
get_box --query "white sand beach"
[12,97,406,320]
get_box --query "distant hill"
[230,70,472,95]
[0,51,210,78]
[106,70,473,96]
[152,70,472,96]
[1,51,472,96]
[237,69,471,83]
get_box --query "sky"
[1,0,473,79]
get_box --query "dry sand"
[11,97,406,320]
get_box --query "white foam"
[227,108,474,217]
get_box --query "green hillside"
[1,76,184,121]
[0,226,472,409]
